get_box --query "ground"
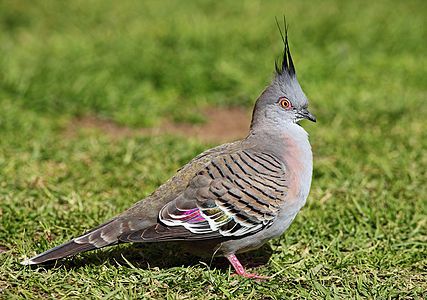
[0,0,426,299]
[65,107,250,143]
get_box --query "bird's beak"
[299,108,316,122]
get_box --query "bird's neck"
[248,121,310,151]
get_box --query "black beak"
[299,108,316,122]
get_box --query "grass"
[0,0,426,298]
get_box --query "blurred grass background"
[0,0,426,299]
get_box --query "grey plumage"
[22,23,316,278]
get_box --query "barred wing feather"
[159,150,288,238]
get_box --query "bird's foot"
[226,254,270,280]
[231,272,271,280]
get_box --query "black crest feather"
[275,16,296,76]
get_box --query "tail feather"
[22,218,126,265]
[21,240,99,265]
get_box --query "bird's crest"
[274,16,296,77]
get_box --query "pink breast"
[281,135,305,201]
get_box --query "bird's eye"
[279,98,292,109]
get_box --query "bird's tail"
[21,218,122,265]
[21,240,100,265]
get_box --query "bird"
[22,22,316,279]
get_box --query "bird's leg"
[226,254,270,280]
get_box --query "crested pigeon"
[22,24,316,279]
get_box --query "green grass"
[1,0,426,298]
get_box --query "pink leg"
[226,254,270,280]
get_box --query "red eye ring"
[279,98,291,109]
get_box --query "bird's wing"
[120,150,288,242]
[22,143,240,265]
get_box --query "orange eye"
[279,98,291,109]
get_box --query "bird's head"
[250,21,316,131]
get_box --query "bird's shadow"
[39,242,274,272]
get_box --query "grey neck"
[245,120,311,159]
